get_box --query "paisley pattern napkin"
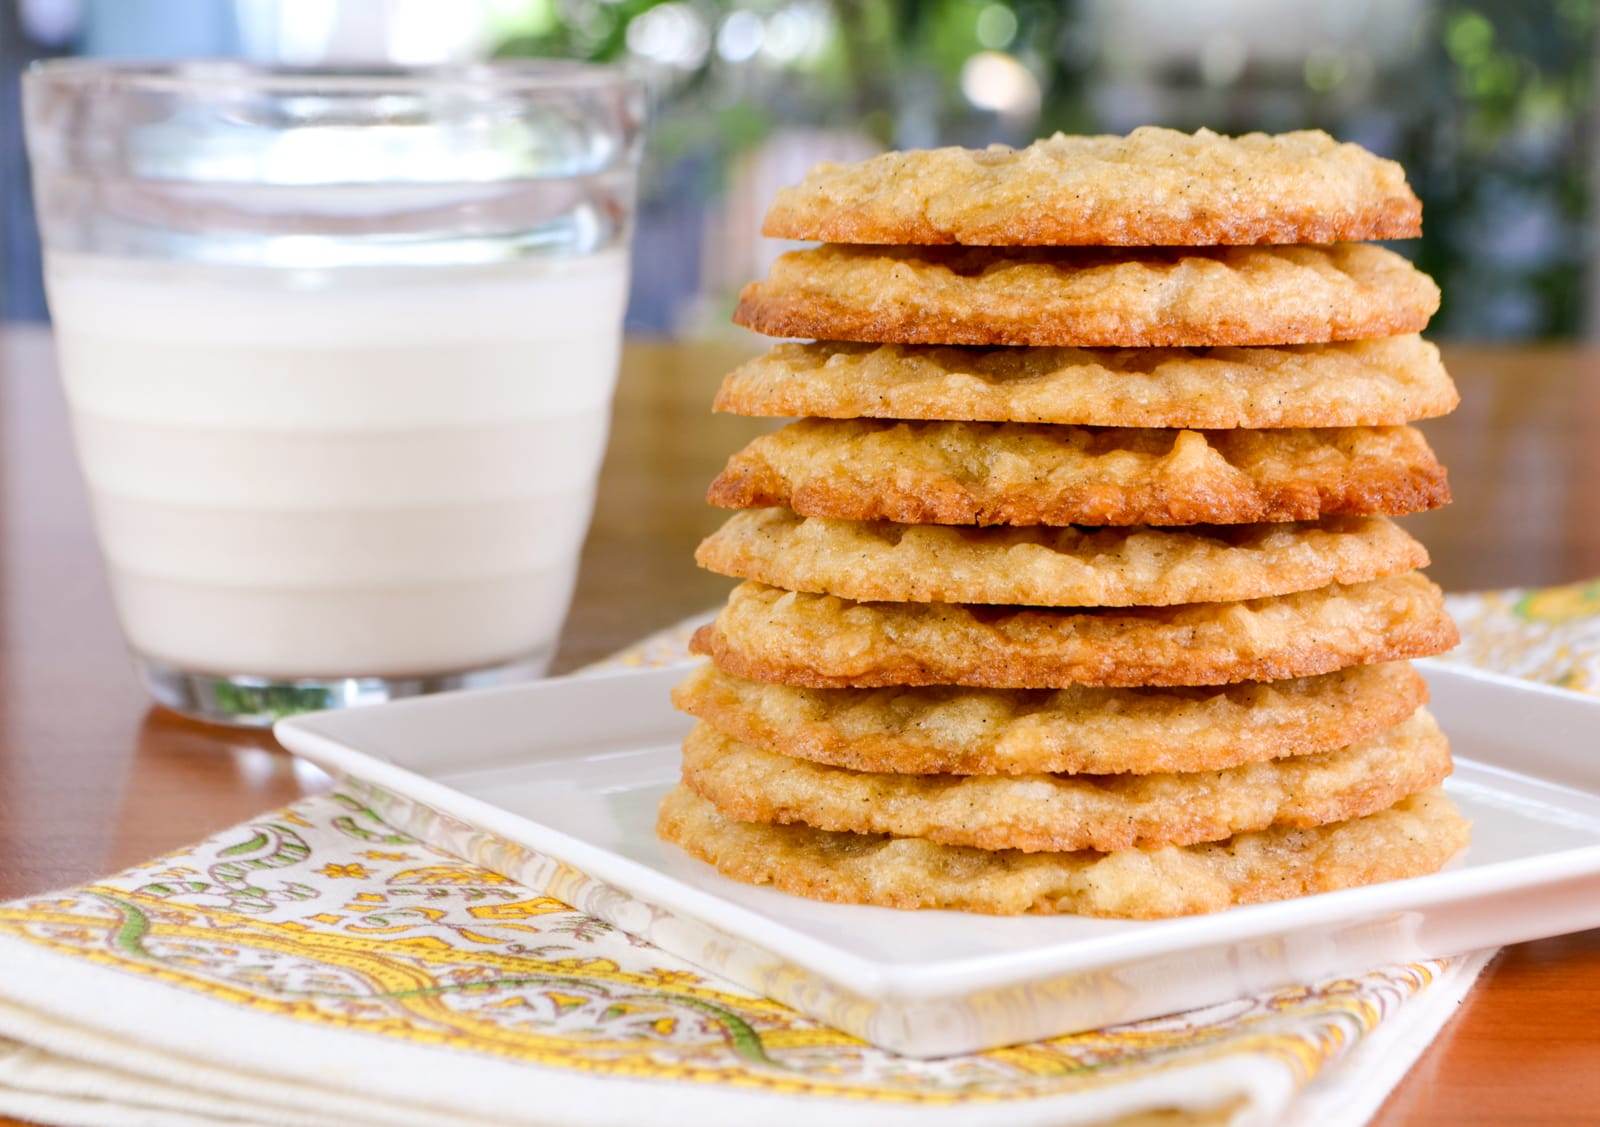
[1,583,1590,1127]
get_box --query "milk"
[45,251,629,679]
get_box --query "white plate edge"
[275,662,1600,1000]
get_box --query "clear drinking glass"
[24,60,643,726]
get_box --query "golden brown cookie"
[762,128,1422,247]
[714,338,1458,428]
[671,661,1428,776]
[708,420,1450,527]
[680,709,1450,852]
[656,785,1469,918]
[696,510,1427,607]
[733,244,1438,347]
[690,576,1457,689]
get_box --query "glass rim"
[25,57,639,97]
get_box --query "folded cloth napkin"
[2,581,1589,1127]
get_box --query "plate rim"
[276,661,1600,1001]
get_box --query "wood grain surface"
[0,328,1596,1124]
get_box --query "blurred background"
[1,0,1593,339]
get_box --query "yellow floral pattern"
[0,792,1445,1104]
[1444,585,1600,692]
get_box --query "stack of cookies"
[659,127,1470,919]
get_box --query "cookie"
[671,661,1428,776]
[680,709,1450,852]
[713,338,1458,428]
[762,127,1422,247]
[696,509,1427,607]
[733,243,1438,347]
[690,575,1457,689]
[708,420,1450,527]
[656,785,1469,918]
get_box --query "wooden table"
[0,327,1596,1123]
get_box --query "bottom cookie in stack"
[662,561,1468,919]
[657,784,1467,920]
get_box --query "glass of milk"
[23,61,642,725]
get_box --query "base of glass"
[135,650,553,728]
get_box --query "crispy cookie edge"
[686,584,1461,689]
[761,194,1423,247]
[671,662,1431,775]
[656,785,1470,918]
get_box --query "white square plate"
[276,661,1600,1057]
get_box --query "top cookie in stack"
[659,127,1470,920]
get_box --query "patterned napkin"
[0,582,1589,1127]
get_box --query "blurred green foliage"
[1412,1,1593,337]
